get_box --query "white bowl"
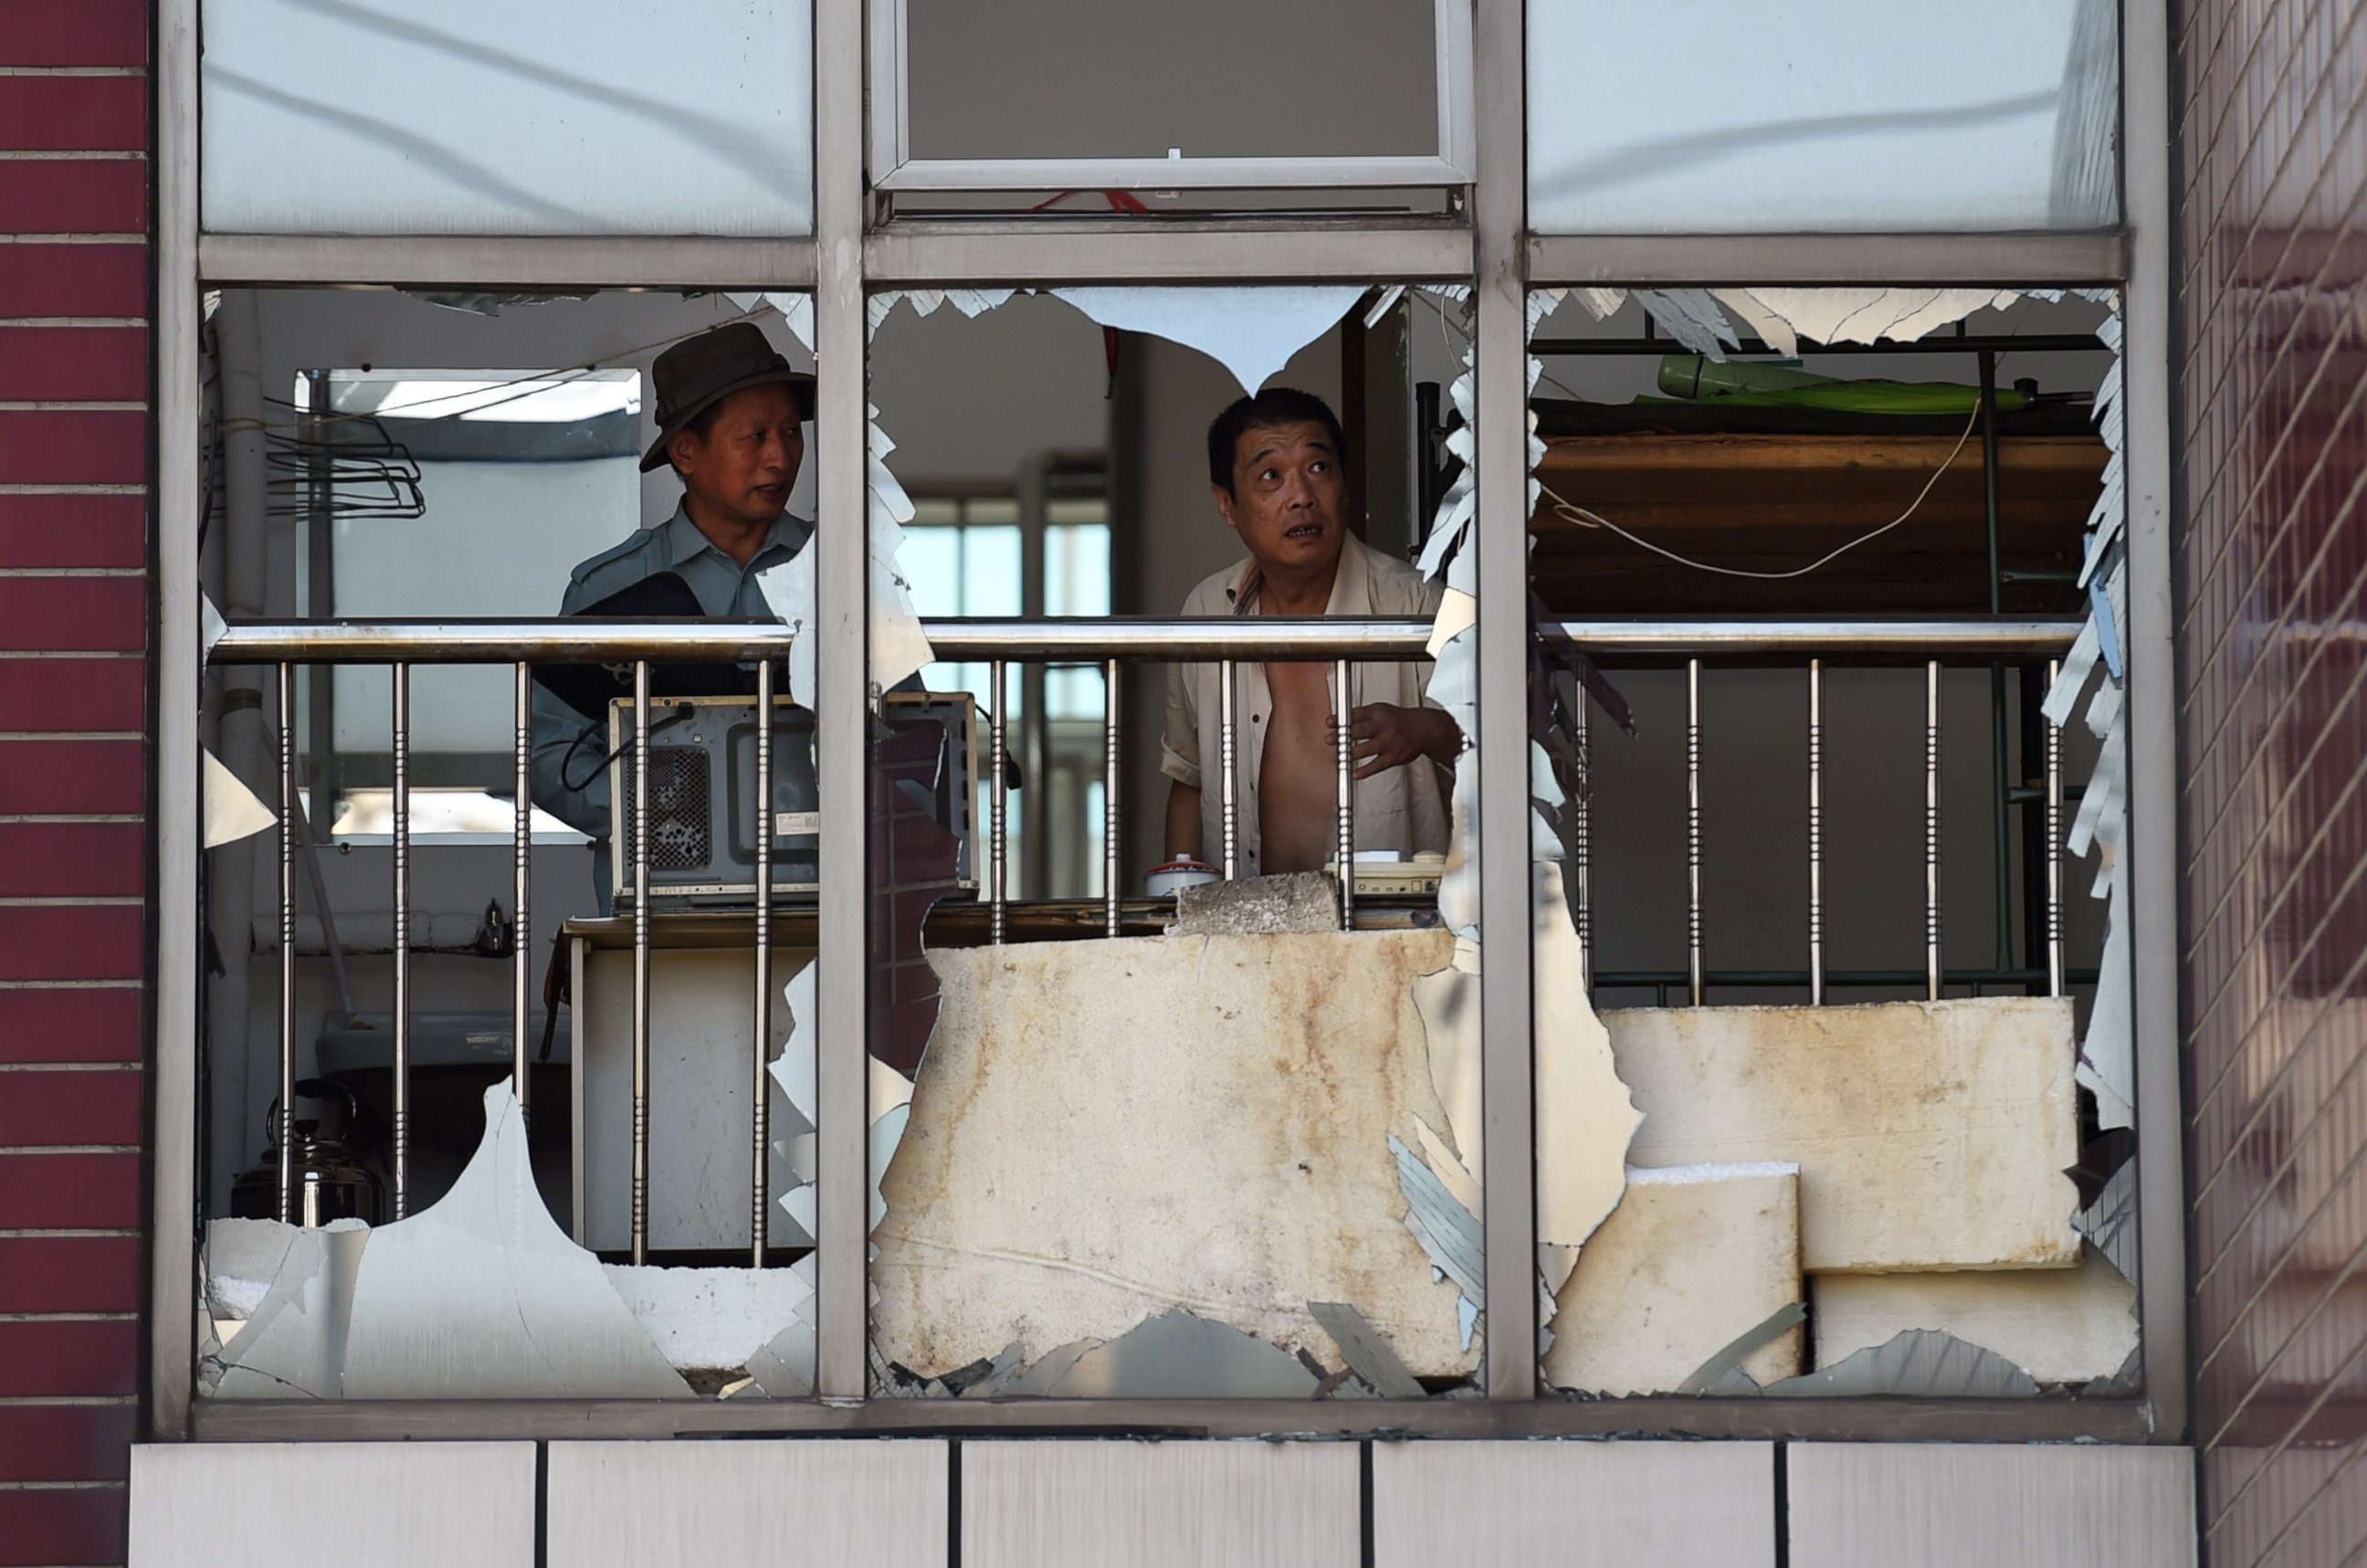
[1146,860,1222,898]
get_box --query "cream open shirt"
[1160,533,1454,875]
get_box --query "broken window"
[1525,286,2140,1399]
[162,0,2162,1440]
[289,365,639,842]
[899,480,1118,898]
[1527,0,2120,233]
[858,286,1491,1398]
[199,0,815,235]
[197,288,823,1400]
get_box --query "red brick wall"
[0,2,153,1563]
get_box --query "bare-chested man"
[1160,388,1459,878]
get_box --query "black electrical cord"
[557,702,695,795]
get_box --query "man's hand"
[1338,702,1463,780]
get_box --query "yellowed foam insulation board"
[871,930,1480,1380]
[1809,1245,2137,1385]
[1606,998,2082,1273]
[1545,1163,1803,1395]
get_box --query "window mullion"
[1474,0,1538,1403]
[813,0,873,1405]
[153,0,205,1442]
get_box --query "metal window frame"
[1524,231,2129,288]
[2119,0,2186,1448]
[863,0,1475,192]
[150,0,2182,1446]
[193,235,821,289]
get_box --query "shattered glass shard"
[1032,1310,1321,1399]
[1757,1328,2040,1398]
[1050,287,1365,397]
[342,1083,693,1400]
[1308,1302,1426,1399]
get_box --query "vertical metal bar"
[1979,353,2004,614]
[989,658,1008,945]
[1925,658,1943,1002]
[1808,658,1825,1007]
[302,374,339,820]
[1335,657,1355,931]
[1103,657,1121,936]
[2046,657,2065,998]
[2120,0,2191,1423]
[391,664,411,1218]
[630,659,652,1266]
[811,0,868,1400]
[752,658,774,1266]
[1979,353,2014,984]
[2016,662,2049,992]
[1573,692,1591,993]
[1687,657,1704,1007]
[276,664,296,1224]
[1017,465,1050,901]
[512,661,531,1114]
[1219,658,1239,879]
[1990,661,2014,975]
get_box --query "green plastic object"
[1654,354,2029,414]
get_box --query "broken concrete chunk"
[1610,998,2082,1272]
[1170,870,1341,934]
[871,929,1478,1381]
[1810,1245,2138,1386]
[1542,1163,1803,1396]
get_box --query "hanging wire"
[1535,400,1983,582]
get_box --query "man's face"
[1213,419,1345,575]
[670,382,805,531]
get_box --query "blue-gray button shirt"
[529,501,814,843]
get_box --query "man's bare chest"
[1261,661,1330,736]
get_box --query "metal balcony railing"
[207,612,2081,1262]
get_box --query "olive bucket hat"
[638,321,817,473]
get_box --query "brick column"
[0,2,155,1563]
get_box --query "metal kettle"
[231,1078,386,1227]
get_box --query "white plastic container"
[1145,858,1223,898]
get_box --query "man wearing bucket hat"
[528,321,817,843]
